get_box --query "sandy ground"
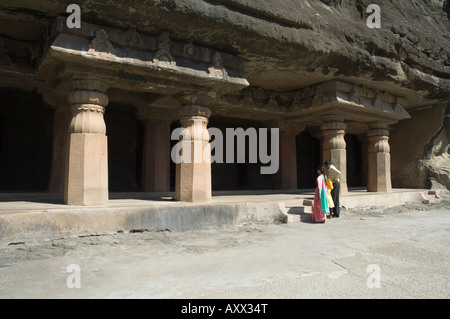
[0,199,449,299]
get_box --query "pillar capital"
[367,128,390,154]
[69,77,109,93]
[175,92,213,107]
[177,104,211,119]
[320,114,347,131]
[68,77,109,135]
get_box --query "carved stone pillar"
[367,123,392,192]
[321,114,348,195]
[276,124,304,190]
[175,94,212,202]
[64,78,109,206]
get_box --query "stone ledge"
[0,202,286,247]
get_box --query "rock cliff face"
[1,0,449,99]
[390,103,450,190]
[0,0,449,189]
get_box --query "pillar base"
[368,152,392,193]
[176,159,212,202]
[65,133,108,206]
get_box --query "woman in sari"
[312,166,330,223]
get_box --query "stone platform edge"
[0,202,287,247]
[0,189,448,247]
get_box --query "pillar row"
[175,94,212,202]
[64,78,109,206]
[367,123,392,193]
[321,114,348,195]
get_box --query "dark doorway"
[209,116,275,190]
[0,88,53,191]
[296,131,320,189]
[104,103,141,192]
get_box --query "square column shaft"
[367,124,392,192]
[64,78,109,206]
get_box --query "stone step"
[421,191,446,204]
[282,200,313,223]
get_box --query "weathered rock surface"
[1,0,449,101]
[391,103,450,189]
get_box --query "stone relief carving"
[87,29,114,57]
[234,82,410,117]
[374,91,384,110]
[208,51,227,78]
[266,94,279,112]
[381,92,395,104]
[153,32,175,66]
[290,95,305,112]
[0,39,14,70]
[239,88,254,107]
[311,86,328,107]
[350,85,362,104]
[394,98,409,116]
[119,26,143,48]
[360,86,373,98]
[183,40,196,56]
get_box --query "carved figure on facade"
[87,29,114,57]
[208,51,227,78]
[239,88,254,108]
[374,91,384,110]
[350,85,362,104]
[394,98,410,117]
[153,32,175,66]
[119,26,143,48]
[183,40,196,56]
[290,92,305,112]
[311,86,328,107]
[267,94,279,112]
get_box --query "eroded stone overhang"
[215,80,411,130]
[37,16,249,99]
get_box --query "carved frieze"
[347,84,410,118]
[237,87,284,113]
